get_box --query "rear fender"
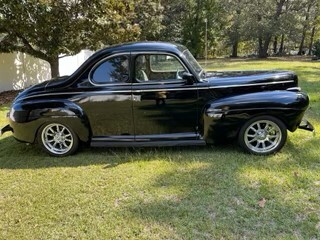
[202,91,309,143]
[10,100,91,143]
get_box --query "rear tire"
[238,116,287,155]
[38,122,79,157]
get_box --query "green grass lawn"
[0,58,319,239]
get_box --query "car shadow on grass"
[0,135,245,170]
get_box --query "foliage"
[0,0,320,78]
[159,0,188,43]
[181,0,224,58]
[158,0,319,58]
[220,0,246,57]
[134,0,164,41]
[0,0,160,77]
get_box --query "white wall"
[0,50,94,92]
[59,50,94,76]
[0,52,51,92]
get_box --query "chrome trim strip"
[22,92,87,100]
[20,80,295,100]
[133,80,184,85]
[90,140,206,147]
[287,87,301,91]
[92,136,135,142]
[132,87,198,93]
[208,80,294,89]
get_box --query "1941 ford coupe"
[1,42,314,156]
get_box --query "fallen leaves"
[0,90,20,105]
[258,198,266,208]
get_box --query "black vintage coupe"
[1,42,314,156]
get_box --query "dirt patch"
[0,90,21,105]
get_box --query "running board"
[91,140,206,148]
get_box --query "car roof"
[90,41,187,59]
[69,42,191,80]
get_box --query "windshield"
[182,50,204,76]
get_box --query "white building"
[0,50,94,92]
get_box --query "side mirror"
[182,72,195,85]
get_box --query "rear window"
[91,56,129,84]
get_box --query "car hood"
[205,70,298,87]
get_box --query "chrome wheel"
[238,116,287,155]
[244,120,282,154]
[41,123,74,155]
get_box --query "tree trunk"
[49,57,59,78]
[279,34,285,54]
[231,40,238,58]
[262,37,271,58]
[273,36,278,54]
[308,26,316,55]
[257,0,285,58]
[298,2,312,55]
[258,0,286,58]
[258,35,271,58]
[191,0,202,58]
[298,28,307,55]
[258,37,264,57]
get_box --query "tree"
[297,0,318,55]
[0,0,162,78]
[159,0,188,42]
[307,2,319,54]
[181,0,223,58]
[135,0,164,41]
[255,0,287,58]
[313,39,320,57]
[224,0,313,58]
[308,16,320,55]
[221,0,246,57]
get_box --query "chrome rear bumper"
[0,124,13,136]
[298,119,315,135]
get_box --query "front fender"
[9,99,91,143]
[202,91,309,143]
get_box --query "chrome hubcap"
[244,120,282,153]
[41,123,73,155]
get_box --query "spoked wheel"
[38,123,79,157]
[238,116,287,155]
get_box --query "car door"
[131,52,199,141]
[75,53,134,142]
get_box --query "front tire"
[238,116,287,155]
[38,123,79,157]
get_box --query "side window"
[135,54,187,82]
[91,55,129,84]
[150,55,185,72]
